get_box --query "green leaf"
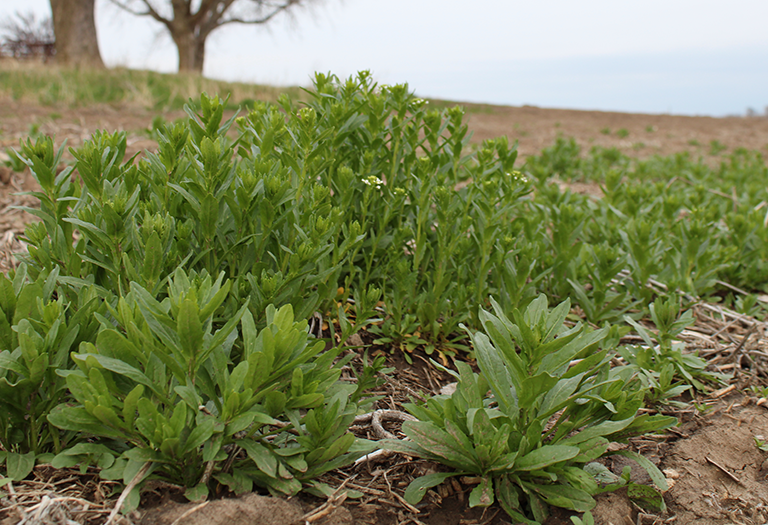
[560,465,599,495]
[174,384,201,411]
[572,437,609,463]
[379,438,433,458]
[616,414,677,440]
[185,482,209,503]
[402,421,478,472]
[469,477,494,507]
[215,470,253,496]
[287,393,324,409]
[177,296,203,361]
[495,475,538,525]
[560,418,634,446]
[225,412,255,435]
[524,480,595,512]
[123,384,145,425]
[515,445,579,471]
[624,316,657,349]
[627,483,666,512]
[403,472,459,505]
[203,435,223,463]
[584,461,621,485]
[183,415,215,454]
[12,282,42,327]
[48,405,126,440]
[92,404,125,430]
[538,374,583,417]
[62,218,112,249]
[71,353,168,402]
[608,449,669,491]
[6,451,35,481]
[0,350,26,375]
[141,232,164,287]
[541,328,607,375]
[263,391,286,417]
[518,372,559,409]
[470,330,517,415]
[206,301,248,353]
[51,444,116,470]
[124,448,158,463]
[240,440,279,478]
[317,433,355,464]
[200,193,219,240]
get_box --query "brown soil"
[464,103,768,159]
[2,93,768,525]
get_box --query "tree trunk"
[49,0,104,67]
[172,31,206,74]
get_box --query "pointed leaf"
[469,477,494,507]
[561,418,634,446]
[609,449,668,491]
[239,440,278,478]
[141,232,164,286]
[522,480,595,512]
[403,472,460,505]
[402,421,478,471]
[515,445,579,471]
[177,297,203,360]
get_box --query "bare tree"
[0,12,55,61]
[49,0,104,67]
[108,0,316,74]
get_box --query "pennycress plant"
[620,296,729,403]
[385,296,674,524]
[0,265,102,482]
[48,269,377,511]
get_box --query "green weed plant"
[384,296,674,523]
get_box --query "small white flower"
[404,238,417,255]
[362,175,384,189]
[507,171,529,184]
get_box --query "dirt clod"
[592,490,635,525]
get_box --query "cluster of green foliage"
[0,70,536,512]
[387,296,674,522]
[524,136,768,305]
[1,70,758,521]
[513,137,766,399]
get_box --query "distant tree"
[49,0,104,67]
[108,0,317,74]
[0,12,55,61]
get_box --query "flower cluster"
[508,170,529,184]
[362,175,384,189]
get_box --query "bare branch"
[109,0,170,25]
[195,0,238,36]
[218,0,303,27]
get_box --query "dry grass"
[0,60,304,110]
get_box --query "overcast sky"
[2,0,768,116]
